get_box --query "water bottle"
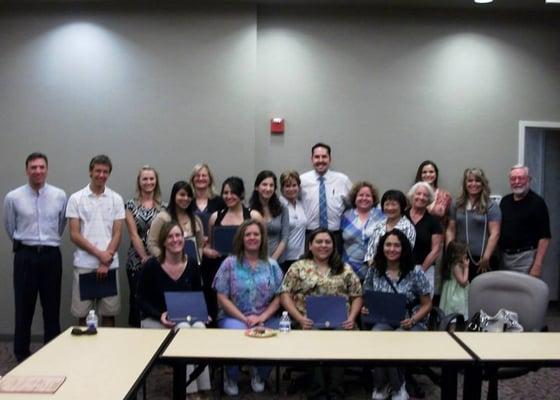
[86,309,98,331]
[279,311,291,333]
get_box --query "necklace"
[464,204,487,266]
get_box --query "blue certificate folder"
[362,290,407,327]
[306,295,347,329]
[79,269,117,300]
[184,237,200,265]
[212,225,238,255]
[164,291,208,323]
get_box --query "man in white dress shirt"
[66,154,125,327]
[4,152,67,362]
[300,143,352,252]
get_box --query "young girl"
[440,241,470,318]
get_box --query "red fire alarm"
[271,118,284,134]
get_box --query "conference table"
[162,328,474,400]
[454,332,560,399]
[0,327,172,399]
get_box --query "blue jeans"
[371,322,425,392]
[217,316,280,382]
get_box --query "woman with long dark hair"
[147,181,203,259]
[280,228,362,399]
[249,170,289,261]
[363,229,432,400]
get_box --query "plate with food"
[245,327,277,338]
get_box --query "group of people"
[4,143,551,399]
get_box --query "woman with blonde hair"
[446,168,501,281]
[124,165,164,326]
[189,163,225,236]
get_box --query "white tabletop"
[0,327,171,399]
[454,332,560,362]
[163,329,472,363]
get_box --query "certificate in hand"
[184,237,201,265]
[79,269,117,301]
[212,225,238,255]
[362,290,407,327]
[306,295,347,329]
[165,291,208,323]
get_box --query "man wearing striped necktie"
[300,143,352,254]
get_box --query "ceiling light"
[474,0,494,3]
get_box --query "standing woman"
[406,182,443,295]
[188,163,225,236]
[340,181,384,280]
[249,170,289,261]
[279,170,307,273]
[125,165,164,327]
[147,181,204,259]
[363,229,432,400]
[415,160,452,226]
[212,219,283,396]
[137,221,211,394]
[280,229,362,399]
[446,168,501,282]
[364,190,416,266]
[203,177,262,323]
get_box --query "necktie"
[319,176,328,229]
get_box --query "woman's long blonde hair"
[456,167,491,214]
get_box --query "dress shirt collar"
[25,183,47,196]
[85,184,108,197]
[313,169,331,181]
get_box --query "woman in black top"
[201,177,262,323]
[406,182,443,296]
[188,163,225,236]
[137,220,210,393]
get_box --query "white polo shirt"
[66,184,125,269]
[300,169,352,231]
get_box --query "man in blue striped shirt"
[4,152,67,362]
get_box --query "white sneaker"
[391,383,409,400]
[371,385,390,399]
[223,373,238,396]
[250,371,265,393]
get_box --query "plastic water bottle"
[86,309,98,331]
[279,311,291,333]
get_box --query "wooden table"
[453,332,560,400]
[162,328,473,399]
[0,327,172,399]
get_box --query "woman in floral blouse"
[280,228,362,399]
[363,229,432,400]
[212,219,283,396]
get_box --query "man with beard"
[499,165,551,277]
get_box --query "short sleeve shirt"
[66,185,125,269]
[212,255,284,317]
[280,259,362,317]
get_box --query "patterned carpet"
[1,307,559,399]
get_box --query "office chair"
[468,270,549,400]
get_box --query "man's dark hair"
[89,154,113,172]
[25,152,48,168]
[311,142,331,157]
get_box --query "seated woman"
[212,219,283,396]
[364,189,416,266]
[203,177,263,323]
[137,220,210,394]
[280,228,362,399]
[341,181,384,279]
[363,229,432,400]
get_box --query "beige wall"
[0,5,559,335]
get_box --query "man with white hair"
[499,165,550,277]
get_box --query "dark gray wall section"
[1,5,559,334]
